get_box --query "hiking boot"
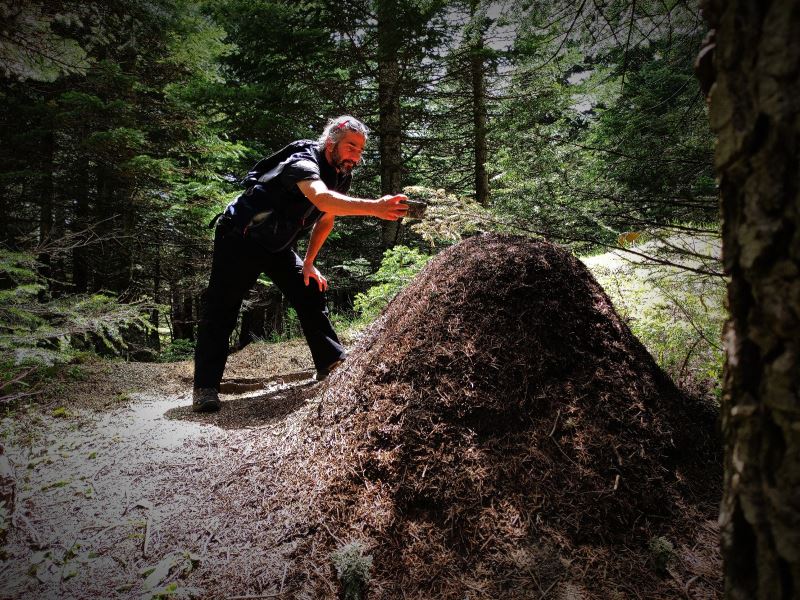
[192,387,221,413]
[315,358,345,382]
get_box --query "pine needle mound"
[298,234,720,598]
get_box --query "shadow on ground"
[165,378,320,429]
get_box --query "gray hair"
[318,115,370,146]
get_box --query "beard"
[331,145,357,174]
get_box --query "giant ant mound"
[295,234,721,598]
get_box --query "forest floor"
[1,236,724,600]
[0,340,722,600]
[0,339,336,599]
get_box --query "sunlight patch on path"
[0,376,320,599]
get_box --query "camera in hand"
[402,199,427,219]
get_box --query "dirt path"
[0,340,327,600]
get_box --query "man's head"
[319,115,369,175]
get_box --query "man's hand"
[303,261,328,291]
[297,180,412,219]
[374,194,409,221]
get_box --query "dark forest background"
[0,0,718,399]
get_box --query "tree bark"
[700,0,800,597]
[377,0,404,248]
[71,153,90,293]
[39,132,54,248]
[150,245,161,352]
[470,2,490,206]
[171,285,195,341]
[37,131,54,300]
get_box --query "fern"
[0,249,152,403]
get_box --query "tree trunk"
[470,2,490,206]
[39,133,54,247]
[0,442,14,546]
[119,185,135,292]
[171,285,195,341]
[37,132,54,300]
[700,0,800,597]
[0,184,7,247]
[377,0,404,248]
[237,287,288,350]
[72,158,89,293]
[150,245,161,352]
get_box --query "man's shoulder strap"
[239,139,318,188]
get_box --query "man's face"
[328,131,365,175]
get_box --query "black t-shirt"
[226,142,352,252]
[279,144,352,207]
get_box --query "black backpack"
[217,139,321,252]
[239,139,318,188]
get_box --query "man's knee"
[291,285,329,315]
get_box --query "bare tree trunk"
[37,132,54,300]
[238,286,275,350]
[377,0,404,248]
[72,158,89,293]
[171,285,195,341]
[0,185,7,246]
[120,186,135,292]
[470,2,490,206]
[39,133,54,248]
[700,0,800,597]
[150,245,161,352]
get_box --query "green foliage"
[41,479,71,491]
[331,540,373,600]
[0,2,90,81]
[584,237,725,398]
[648,535,676,573]
[490,1,714,256]
[158,339,195,363]
[404,186,495,249]
[275,307,303,342]
[353,246,432,323]
[0,249,153,402]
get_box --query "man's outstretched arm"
[297,179,408,220]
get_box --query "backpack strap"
[207,212,224,229]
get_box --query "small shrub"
[648,535,675,572]
[331,540,373,600]
[354,246,431,323]
[66,364,88,381]
[158,338,195,362]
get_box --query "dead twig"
[548,408,562,437]
[142,514,151,557]
[0,367,37,391]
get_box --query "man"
[192,116,408,412]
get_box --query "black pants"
[193,223,345,390]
